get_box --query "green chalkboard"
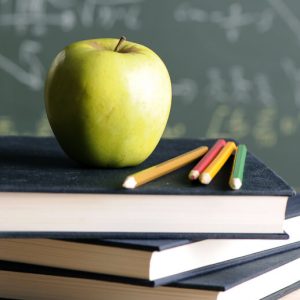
[0,0,300,189]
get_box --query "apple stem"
[114,36,126,52]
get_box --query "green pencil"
[229,144,247,190]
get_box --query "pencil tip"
[229,178,242,190]
[188,170,200,181]
[200,173,211,184]
[122,176,137,189]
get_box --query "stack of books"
[0,136,299,299]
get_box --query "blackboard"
[0,0,299,190]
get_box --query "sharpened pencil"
[229,144,247,190]
[200,141,237,185]
[188,139,226,180]
[122,146,208,189]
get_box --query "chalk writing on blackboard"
[281,58,300,108]
[164,123,186,139]
[280,114,300,136]
[172,78,198,104]
[268,0,300,46]
[81,0,142,30]
[36,112,52,136]
[254,74,275,107]
[0,0,143,36]
[205,105,278,147]
[0,0,76,36]
[205,66,275,106]
[0,0,144,89]
[230,66,252,104]
[0,116,16,135]
[174,2,274,42]
[0,40,43,90]
[205,103,300,148]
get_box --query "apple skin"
[45,38,172,167]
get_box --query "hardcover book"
[0,136,295,238]
[1,247,300,300]
[1,194,300,285]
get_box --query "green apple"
[45,37,172,167]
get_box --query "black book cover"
[170,247,300,292]
[262,281,300,300]
[0,136,294,239]
[1,246,300,297]
[0,136,294,196]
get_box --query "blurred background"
[0,0,299,190]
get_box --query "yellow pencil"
[199,141,237,185]
[122,146,208,189]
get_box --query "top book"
[0,137,295,239]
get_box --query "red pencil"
[188,139,226,180]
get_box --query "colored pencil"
[122,146,208,189]
[188,139,226,180]
[229,144,247,190]
[200,141,237,185]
